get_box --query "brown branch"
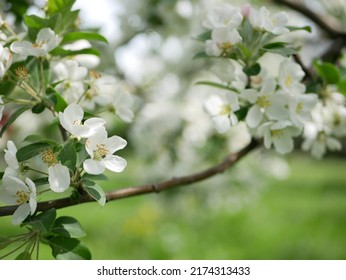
[0,139,260,217]
[273,0,346,63]
[272,0,346,39]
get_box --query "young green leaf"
[52,216,86,238]
[22,209,57,235]
[50,47,101,57]
[0,106,29,138]
[57,140,77,171]
[62,32,108,44]
[196,81,235,91]
[84,181,106,206]
[314,60,340,84]
[48,236,91,260]
[16,142,52,162]
[243,63,261,76]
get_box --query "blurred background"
[1,0,346,259]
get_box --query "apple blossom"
[258,120,301,154]
[278,59,306,94]
[0,176,36,224]
[10,27,60,57]
[205,27,242,56]
[53,59,88,104]
[59,103,106,138]
[83,128,127,175]
[204,91,240,133]
[40,148,70,193]
[203,4,243,30]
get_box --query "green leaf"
[313,60,340,84]
[287,25,312,33]
[47,0,76,16]
[0,106,29,138]
[76,143,89,167]
[15,251,31,260]
[22,209,57,234]
[82,173,108,181]
[52,216,86,238]
[243,63,261,76]
[45,88,68,112]
[16,142,52,162]
[32,103,46,114]
[50,47,101,57]
[33,177,49,187]
[84,181,106,206]
[62,32,108,44]
[261,42,297,57]
[24,14,59,40]
[338,79,346,95]
[194,30,211,41]
[22,134,57,145]
[57,140,77,171]
[195,81,235,91]
[48,236,91,260]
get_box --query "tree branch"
[0,139,260,217]
[273,0,346,63]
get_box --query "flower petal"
[12,204,31,225]
[83,159,105,175]
[48,164,70,193]
[104,155,127,173]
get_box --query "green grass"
[1,154,346,259]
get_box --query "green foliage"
[83,180,107,206]
[52,216,86,238]
[57,140,77,171]
[313,60,340,84]
[62,32,108,44]
[16,142,52,162]
[22,209,57,234]
[0,106,29,137]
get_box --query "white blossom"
[205,27,242,57]
[0,96,4,122]
[0,176,36,225]
[203,4,243,30]
[83,128,127,175]
[278,59,306,94]
[288,94,318,128]
[249,7,289,35]
[204,91,240,133]
[10,28,60,57]
[39,148,71,193]
[53,59,88,104]
[258,120,301,154]
[59,103,106,138]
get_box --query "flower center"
[271,129,283,138]
[220,104,231,116]
[73,119,82,125]
[295,102,303,114]
[285,75,293,87]
[220,42,233,53]
[257,96,271,108]
[15,190,29,204]
[93,144,109,161]
[40,149,58,166]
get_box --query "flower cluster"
[201,4,345,157]
[0,15,131,224]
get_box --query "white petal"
[48,164,70,193]
[246,105,263,128]
[83,159,105,175]
[212,115,230,133]
[273,136,293,154]
[12,204,31,225]
[104,156,127,173]
[105,135,127,154]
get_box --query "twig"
[0,139,260,217]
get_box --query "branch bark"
[0,139,260,217]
